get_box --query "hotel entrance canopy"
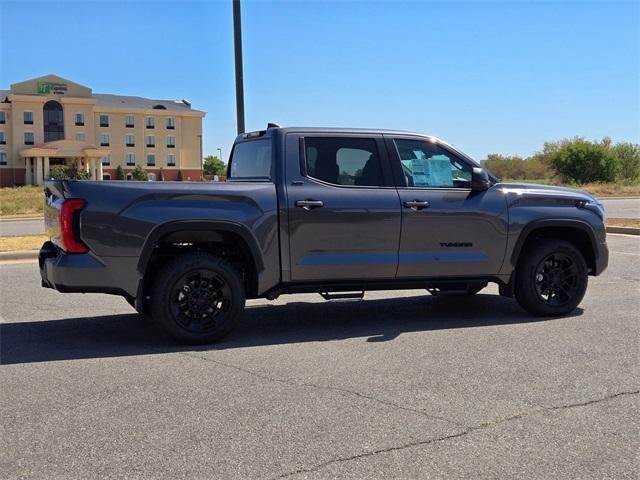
[20,140,110,185]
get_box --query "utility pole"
[233,0,245,134]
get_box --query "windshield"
[228,139,272,180]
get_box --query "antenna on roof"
[267,122,281,129]
[181,98,191,107]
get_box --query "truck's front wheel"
[515,239,588,316]
[150,252,245,344]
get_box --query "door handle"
[403,200,430,211]
[295,199,324,210]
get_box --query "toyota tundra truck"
[39,126,609,344]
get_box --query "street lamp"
[233,0,245,134]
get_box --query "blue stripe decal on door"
[399,252,487,263]
[298,252,397,266]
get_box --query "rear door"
[386,136,508,278]
[285,133,402,282]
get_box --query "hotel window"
[75,132,86,142]
[126,134,135,147]
[0,152,6,165]
[101,155,110,166]
[99,115,109,127]
[146,117,155,129]
[167,135,175,148]
[167,153,176,166]
[100,133,109,146]
[75,113,84,126]
[148,173,156,181]
[24,111,33,124]
[24,132,34,145]
[147,154,156,166]
[146,135,155,147]
[125,115,135,128]
[126,153,136,165]
[103,173,111,180]
[0,111,5,124]
[166,117,175,129]
[0,131,5,145]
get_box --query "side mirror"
[471,167,490,191]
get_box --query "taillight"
[60,199,88,253]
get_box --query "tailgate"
[43,181,67,246]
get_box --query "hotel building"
[0,74,206,186]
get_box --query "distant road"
[601,198,640,219]
[0,197,636,237]
[0,218,44,237]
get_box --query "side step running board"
[319,291,365,301]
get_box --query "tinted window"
[394,139,472,188]
[304,137,383,186]
[229,139,272,180]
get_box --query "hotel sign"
[37,81,68,95]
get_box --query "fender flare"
[137,219,265,277]
[510,218,599,266]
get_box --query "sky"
[1,0,638,161]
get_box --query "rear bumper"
[39,241,137,297]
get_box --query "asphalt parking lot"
[1,234,638,479]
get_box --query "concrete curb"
[0,216,43,222]
[606,226,640,235]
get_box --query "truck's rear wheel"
[515,239,587,316]
[150,252,245,344]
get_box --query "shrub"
[176,169,184,181]
[49,164,90,180]
[131,165,149,181]
[612,143,640,182]
[158,168,165,181]
[116,165,126,180]
[48,165,70,180]
[550,140,618,183]
[483,154,552,181]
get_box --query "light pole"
[233,0,245,134]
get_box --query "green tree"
[550,140,618,183]
[116,165,126,180]
[131,165,149,181]
[203,155,226,175]
[158,167,165,181]
[176,169,184,181]
[612,143,640,182]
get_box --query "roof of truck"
[235,125,473,162]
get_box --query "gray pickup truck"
[40,126,609,344]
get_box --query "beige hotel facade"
[0,74,206,187]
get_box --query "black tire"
[515,239,588,316]
[150,252,245,344]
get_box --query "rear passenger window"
[304,137,384,187]
[229,139,272,180]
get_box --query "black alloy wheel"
[151,253,245,344]
[533,252,580,307]
[515,239,588,316]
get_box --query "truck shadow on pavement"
[1,294,582,365]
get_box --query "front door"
[387,136,508,278]
[286,133,402,282]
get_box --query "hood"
[496,182,598,203]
